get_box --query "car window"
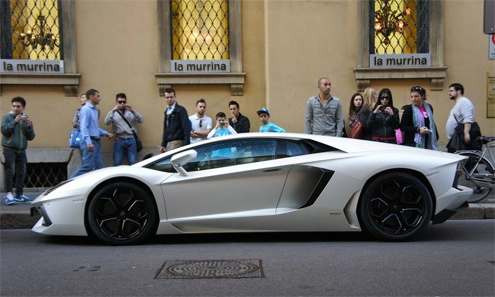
[146,138,312,173]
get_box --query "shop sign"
[0,59,64,73]
[370,54,431,68]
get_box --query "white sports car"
[31,133,472,245]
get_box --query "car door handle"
[263,168,282,172]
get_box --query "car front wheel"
[87,182,158,245]
[358,172,433,241]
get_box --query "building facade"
[0,0,494,191]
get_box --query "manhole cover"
[155,259,264,279]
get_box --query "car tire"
[87,182,158,245]
[358,172,433,241]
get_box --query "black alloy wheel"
[358,172,433,241]
[87,182,158,245]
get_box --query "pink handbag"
[395,129,403,145]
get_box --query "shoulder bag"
[69,129,82,148]
[350,119,363,139]
[117,111,143,152]
[349,109,364,139]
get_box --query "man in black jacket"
[228,100,250,133]
[160,88,191,153]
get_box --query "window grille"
[0,0,62,60]
[370,0,429,54]
[12,162,67,189]
[171,0,229,60]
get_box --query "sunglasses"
[411,86,423,92]
[117,100,127,104]
[199,119,203,128]
[380,96,390,100]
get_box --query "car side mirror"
[171,150,198,176]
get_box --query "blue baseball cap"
[257,107,270,116]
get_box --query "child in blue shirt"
[207,112,237,138]
[257,108,285,132]
[207,112,237,159]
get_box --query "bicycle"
[455,136,495,203]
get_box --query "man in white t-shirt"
[189,98,212,144]
[446,83,476,152]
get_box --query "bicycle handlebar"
[476,136,495,144]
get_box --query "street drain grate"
[155,259,264,279]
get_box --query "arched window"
[1,0,61,60]
[156,0,245,96]
[0,0,79,96]
[171,0,229,60]
[372,0,429,54]
[355,0,446,91]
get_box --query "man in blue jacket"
[160,88,192,153]
[1,96,35,205]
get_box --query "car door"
[160,138,292,221]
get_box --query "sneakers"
[14,194,33,203]
[4,192,16,205]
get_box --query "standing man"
[160,88,191,152]
[71,89,114,178]
[446,83,477,152]
[2,96,35,205]
[189,98,212,144]
[104,93,144,165]
[228,100,250,133]
[305,77,344,136]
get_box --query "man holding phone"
[1,96,35,205]
[104,93,144,165]
[207,112,237,139]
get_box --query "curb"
[450,202,495,220]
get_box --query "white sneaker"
[4,192,15,205]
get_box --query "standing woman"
[348,93,370,139]
[367,88,400,144]
[72,93,87,129]
[363,87,378,109]
[362,87,377,140]
[400,86,439,150]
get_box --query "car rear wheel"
[87,182,158,245]
[358,172,433,241]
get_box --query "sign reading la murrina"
[171,60,230,73]
[370,54,431,68]
[0,59,64,73]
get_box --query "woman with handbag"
[367,88,400,144]
[400,86,439,150]
[348,93,370,139]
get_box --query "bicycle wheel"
[457,152,494,203]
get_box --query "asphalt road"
[1,220,494,296]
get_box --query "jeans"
[70,140,103,178]
[113,137,137,165]
[3,149,27,195]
